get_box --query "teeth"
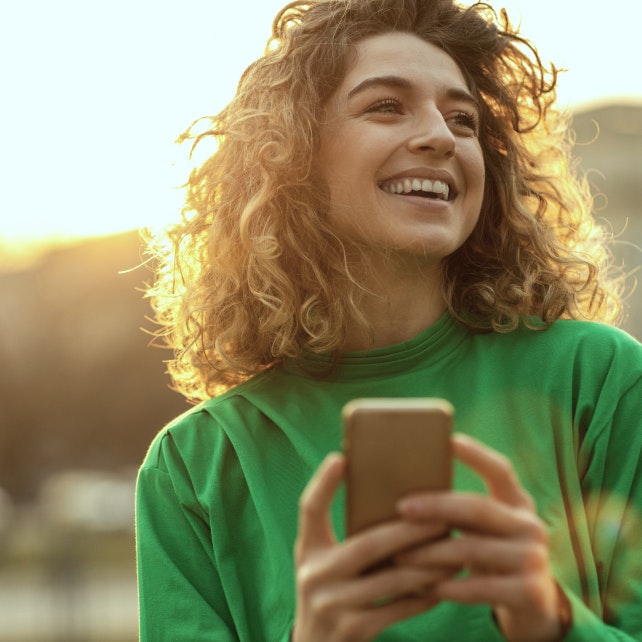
[435,180,450,200]
[381,177,451,200]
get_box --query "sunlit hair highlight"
[146,0,623,402]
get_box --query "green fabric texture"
[136,314,642,641]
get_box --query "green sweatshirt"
[136,314,642,641]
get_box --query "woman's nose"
[406,109,456,158]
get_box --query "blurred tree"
[0,231,187,501]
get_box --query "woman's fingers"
[396,534,549,576]
[308,565,444,611]
[304,518,448,580]
[299,566,444,642]
[300,588,438,642]
[397,491,546,542]
[435,573,547,607]
[296,453,345,556]
[435,570,563,642]
[451,433,535,510]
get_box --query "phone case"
[343,398,453,536]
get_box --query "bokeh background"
[1,1,641,640]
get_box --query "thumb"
[296,453,345,558]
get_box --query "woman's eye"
[365,98,403,115]
[450,111,479,134]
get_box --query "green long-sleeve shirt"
[136,314,642,641]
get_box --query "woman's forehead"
[335,32,471,97]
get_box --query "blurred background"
[1,1,641,640]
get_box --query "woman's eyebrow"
[347,75,413,100]
[347,74,479,110]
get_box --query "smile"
[379,177,452,201]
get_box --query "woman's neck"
[341,256,446,351]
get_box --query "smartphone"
[343,397,453,537]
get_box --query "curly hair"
[146,0,623,402]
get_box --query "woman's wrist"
[492,580,572,642]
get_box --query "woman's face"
[317,32,485,264]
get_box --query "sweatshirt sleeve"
[567,359,642,640]
[135,410,296,642]
[136,456,238,642]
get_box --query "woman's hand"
[395,433,569,642]
[292,453,454,642]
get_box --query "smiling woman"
[135,1,642,642]
[315,33,487,347]
[317,34,485,261]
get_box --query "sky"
[1,0,641,252]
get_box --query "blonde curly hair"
[146,0,623,402]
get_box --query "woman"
[136,1,642,640]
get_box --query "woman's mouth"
[379,177,453,201]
